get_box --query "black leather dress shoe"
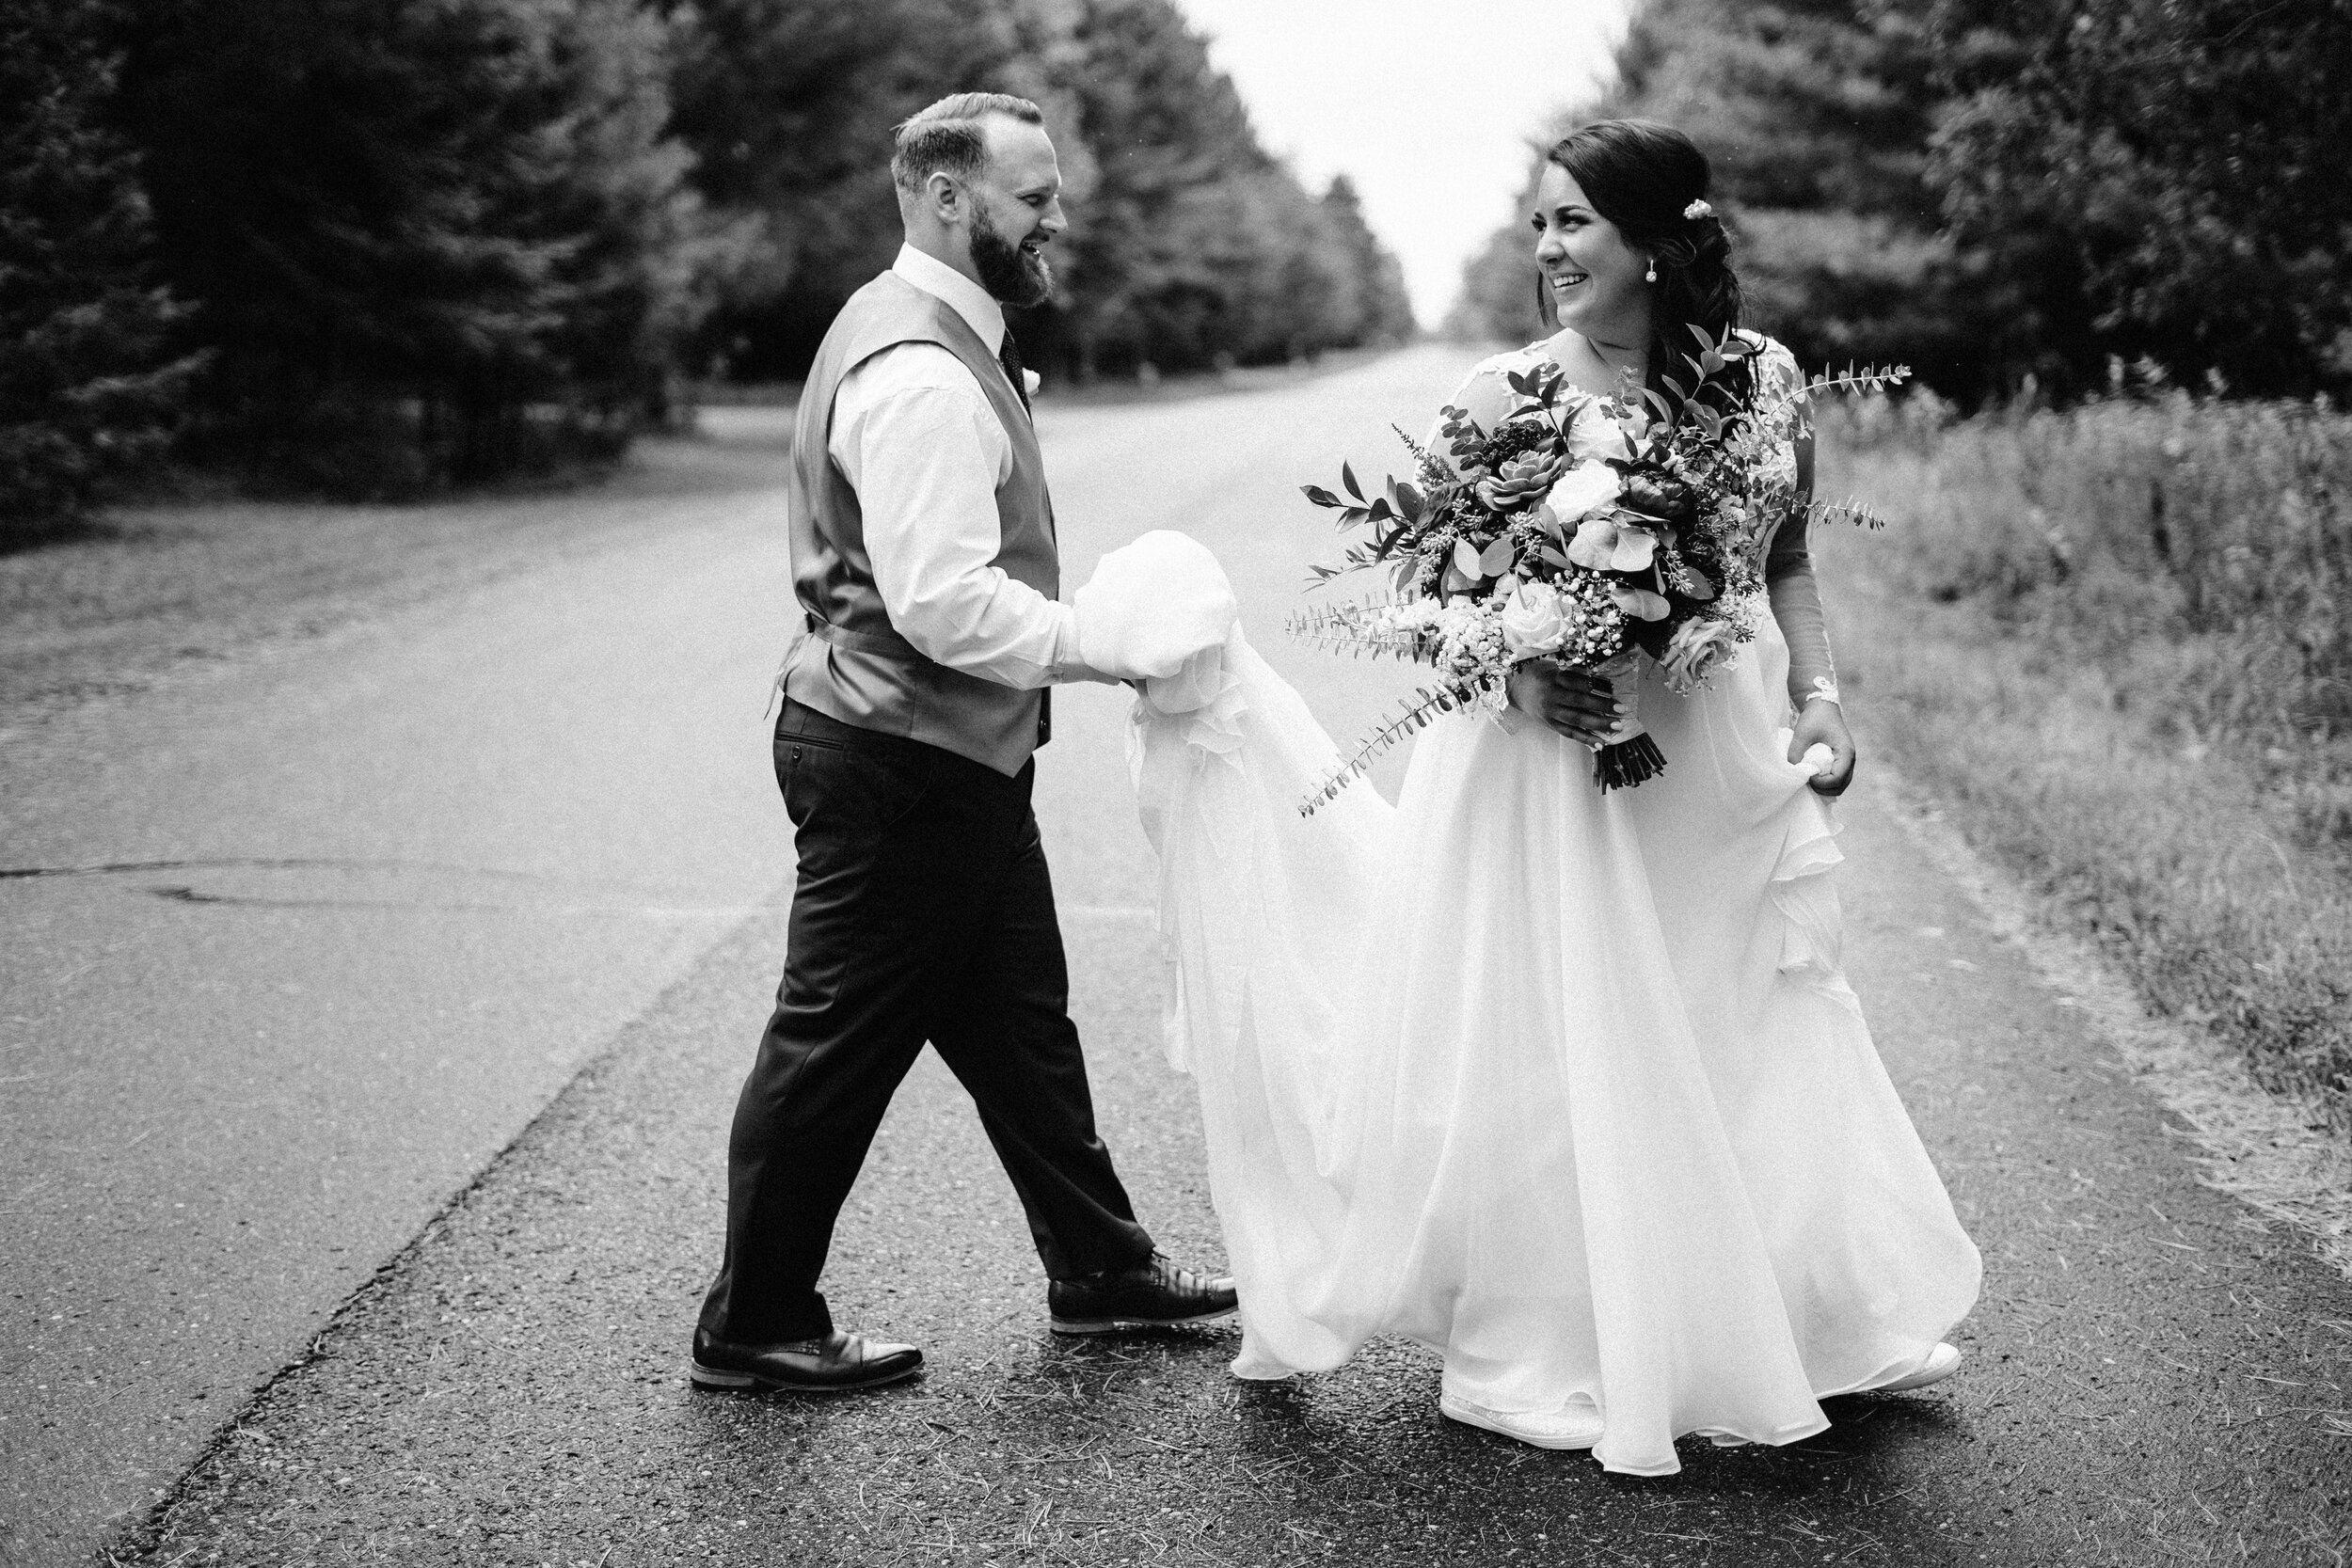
[1048,1252,1239,1335]
[690,1328,922,1392]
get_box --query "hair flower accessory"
[1682,198,1714,221]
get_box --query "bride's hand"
[1789,701,1856,796]
[1506,659,1620,748]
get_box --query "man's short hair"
[891,92,1044,196]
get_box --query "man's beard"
[971,206,1052,308]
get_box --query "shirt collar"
[891,244,1006,356]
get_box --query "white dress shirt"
[827,244,1079,689]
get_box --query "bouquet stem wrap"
[1592,650,1665,792]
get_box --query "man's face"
[963,117,1066,308]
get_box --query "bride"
[1074,119,1981,1477]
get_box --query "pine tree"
[119,0,705,491]
[0,0,195,537]
[1443,213,1538,346]
[1606,0,1988,386]
[1456,0,2352,400]
[1454,0,2000,395]
[663,0,1027,380]
[1929,0,2352,397]
[1041,0,1367,376]
[1047,0,1264,377]
[665,0,1412,383]
[1321,176,1416,345]
[540,0,718,432]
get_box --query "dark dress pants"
[699,700,1156,1343]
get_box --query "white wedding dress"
[1078,351,1980,1478]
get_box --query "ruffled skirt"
[1129,610,1980,1477]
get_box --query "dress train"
[1090,531,1979,1476]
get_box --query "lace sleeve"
[1424,349,1541,472]
[1754,335,1810,449]
[1766,501,1839,709]
[1756,339,1839,708]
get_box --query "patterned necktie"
[997,325,1032,415]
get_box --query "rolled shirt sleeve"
[830,342,1082,690]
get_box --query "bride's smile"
[1531,162,1651,353]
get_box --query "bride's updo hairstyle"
[1540,118,1750,412]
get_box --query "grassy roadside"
[1816,394,2352,1136]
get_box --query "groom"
[692,92,1236,1393]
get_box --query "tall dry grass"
[1816,389,2352,1132]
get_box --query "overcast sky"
[1170,0,1629,326]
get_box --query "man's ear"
[924,171,962,225]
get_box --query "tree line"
[1,0,1413,533]
[1454,0,2351,405]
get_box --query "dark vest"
[781,271,1056,777]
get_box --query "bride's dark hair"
[1536,118,1750,412]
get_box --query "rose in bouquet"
[1288,328,1905,815]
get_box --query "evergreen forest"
[1454,0,2352,405]
[1,0,1413,528]
[12,0,2348,532]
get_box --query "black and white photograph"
[4,0,2349,1562]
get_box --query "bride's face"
[1532,164,1651,346]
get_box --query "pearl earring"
[1645,259,1658,283]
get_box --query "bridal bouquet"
[1289,329,1902,815]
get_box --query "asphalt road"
[0,438,806,1563]
[6,347,2349,1567]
